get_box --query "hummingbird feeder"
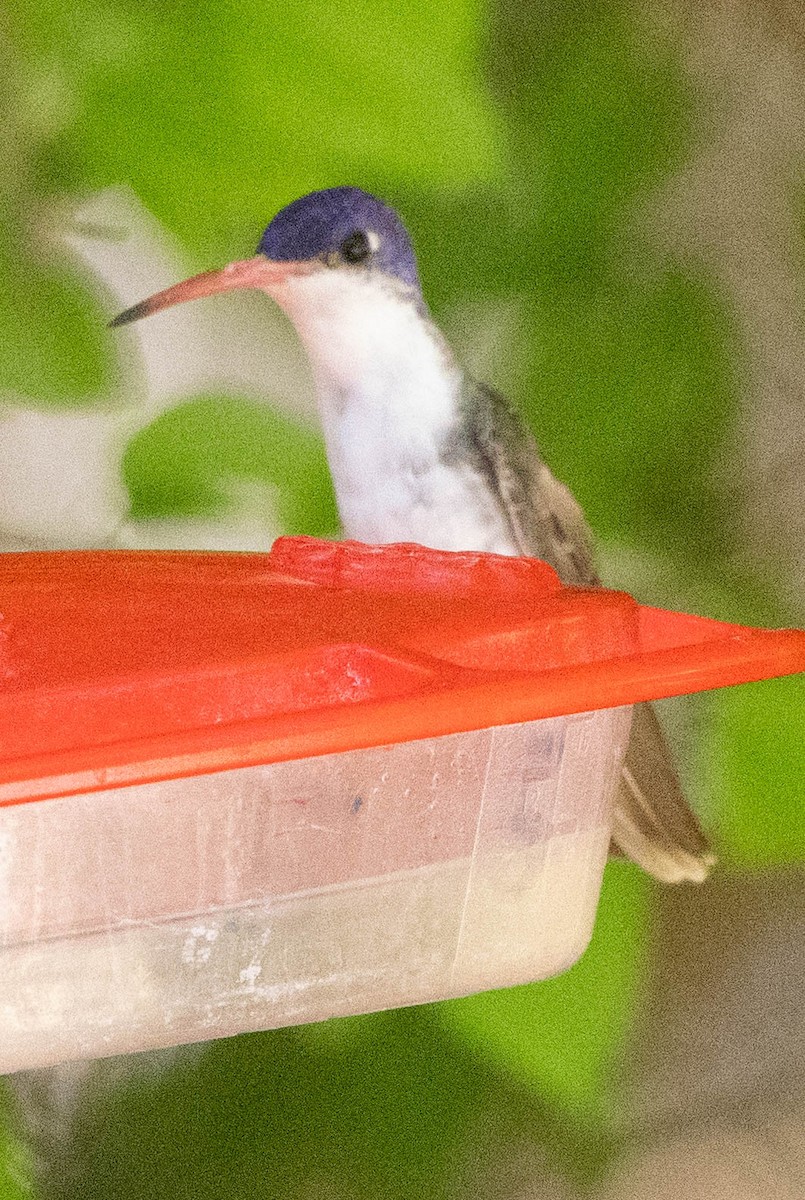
[1,537,803,1073]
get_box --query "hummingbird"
[112,186,713,883]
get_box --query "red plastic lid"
[1,537,803,807]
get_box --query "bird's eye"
[339,230,374,264]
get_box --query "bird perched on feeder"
[112,186,713,883]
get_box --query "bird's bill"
[109,256,315,328]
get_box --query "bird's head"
[110,187,422,335]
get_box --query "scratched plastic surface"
[2,538,803,1074]
[0,706,630,1073]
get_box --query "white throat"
[268,270,518,555]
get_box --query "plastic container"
[1,538,803,1073]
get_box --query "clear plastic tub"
[1,538,802,1072]
[0,708,630,1072]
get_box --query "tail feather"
[611,702,715,884]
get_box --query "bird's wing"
[460,380,599,581]
[464,380,713,883]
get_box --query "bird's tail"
[611,701,715,884]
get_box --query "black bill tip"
[108,300,152,329]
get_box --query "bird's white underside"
[269,271,519,555]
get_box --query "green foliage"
[0,36,112,403]
[123,395,338,533]
[0,1087,33,1200]
[502,8,691,282]
[12,0,503,261]
[5,0,502,401]
[0,228,113,404]
[707,673,805,866]
[488,6,736,560]
[523,271,737,558]
[66,1019,490,1200]
[437,864,650,1124]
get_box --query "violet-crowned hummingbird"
[112,186,712,883]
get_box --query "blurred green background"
[2,1,804,1197]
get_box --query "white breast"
[271,272,519,555]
